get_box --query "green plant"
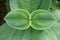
[0,0,60,40]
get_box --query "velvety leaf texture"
[4,9,30,30]
[1,0,60,40]
[53,10,60,22]
[9,0,51,12]
[4,9,56,30]
[31,10,56,30]
[0,23,58,40]
[51,22,60,40]
[39,29,57,40]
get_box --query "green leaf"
[40,29,57,40]
[53,10,60,22]
[9,0,51,12]
[51,22,60,40]
[38,0,52,10]
[4,9,30,30]
[0,23,16,40]
[0,23,57,40]
[9,0,20,10]
[31,9,56,30]
[17,0,42,12]
[51,0,57,10]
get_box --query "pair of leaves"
[4,9,56,30]
[9,0,51,12]
[0,23,57,40]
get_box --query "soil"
[0,0,7,25]
[58,0,60,1]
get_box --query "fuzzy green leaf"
[0,23,57,40]
[40,29,57,40]
[31,10,56,30]
[0,24,16,40]
[51,22,60,40]
[9,0,51,12]
[53,10,60,22]
[4,9,30,30]
[38,0,52,10]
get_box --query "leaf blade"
[51,22,60,40]
[31,9,56,30]
[4,9,30,30]
[0,23,57,40]
[9,0,51,12]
